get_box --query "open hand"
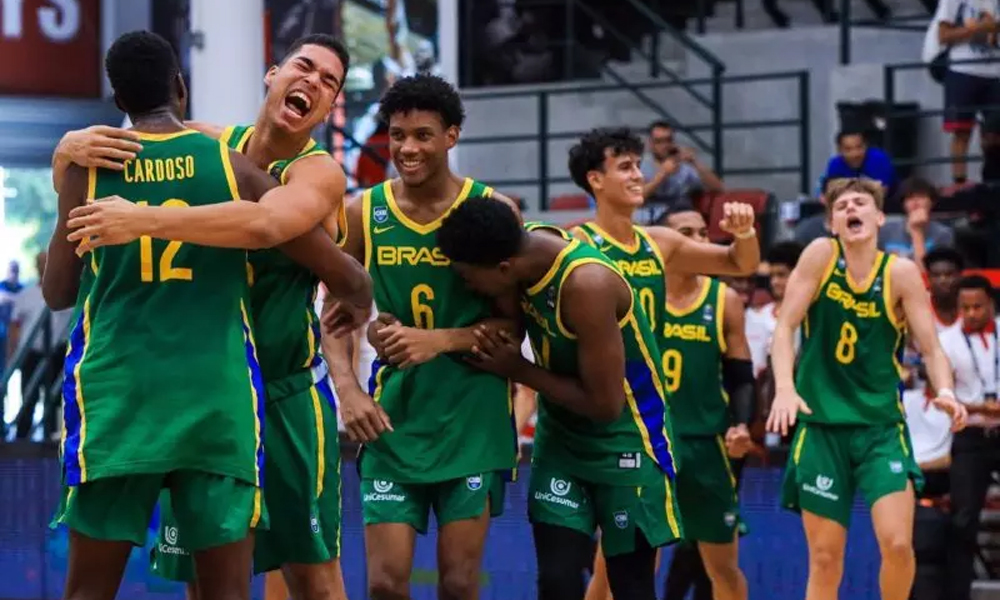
[765,386,812,437]
[718,202,756,237]
[58,125,143,171]
[67,196,146,252]
[931,395,969,432]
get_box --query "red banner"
[0,0,101,97]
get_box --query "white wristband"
[938,388,955,399]
[735,229,757,240]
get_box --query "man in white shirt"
[939,274,1000,600]
[938,0,1000,184]
[9,252,73,439]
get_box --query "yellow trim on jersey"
[335,201,349,248]
[716,281,728,354]
[132,129,199,142]
[716,435,738,496]
[665,276,711,317]
[483,186,495,197]
[335,450,343,555]
[526,239,579,296]
[362,188,374,270]
[792,425,808,464]
[302,309,317,368]
[573,226,595,246]
[897,423,910,457]
[554,257,633,339]
[219,126,235,146]
[72,297,93,482]
[882,254,902,331]
[371,363,388,403]
[218,141,242,201]
[276,148,328,185]
[385,177,474,235]
[235,127,254,152]
[85,167,99,274]
[662,476,682,539]
[813,239,840,302]
[239,301,264,487]
[636,227,667,268]
[586,222,641,253]
[309,386,326,497]
[846,251,885,294]
[249,488,262,528]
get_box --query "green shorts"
[52,470,263,551]
[527,462,683,557]
[781,422,924,528]
[361,472,506,534]
[152,380,342,580]
[675,435,742,544]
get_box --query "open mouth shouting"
[282,89,313,122]
[846,216,863,234]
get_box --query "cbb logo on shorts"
[550,478,571,497]
[164,526,179,546]
[466,475,483,491]
[373,480,394,493]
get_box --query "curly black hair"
[437,196,523,266]
[567,127,644,195]
[378,74,465,128]
[281,33,350,79]
[924,245,965,272]
[105,31,180,116]
[766,241,805,270]
[959,274,993,295]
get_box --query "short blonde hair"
[824,177,885,213]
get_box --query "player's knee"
[808,544,844,582]
[879,532,914,567]
[438,564,479,600]
[368,567,409,600]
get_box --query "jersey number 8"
[411,284,435,329]
[138,200,192,283]
[835,321,858,365]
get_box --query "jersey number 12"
[137,200,192,283]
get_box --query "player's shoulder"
[184,120,226,140]
[796,237,838,269]
[887,253,922,284]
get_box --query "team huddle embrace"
[44,29,968,600]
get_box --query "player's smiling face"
[452,261,515,297]
[264,44,345,135]
[591,149,644,208]
[388,110,458,186]
[829,191,884,243]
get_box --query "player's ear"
[445,125,460,150]
[263,65,279,88]
[587,169,602,194]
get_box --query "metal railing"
[450,71,811,209]
[1,308,67,442]
[838,0,932,65]
[460,0,726,171]
[693,0,747,33]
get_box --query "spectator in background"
[926,247,965,330]
[746,241,804,378]
[819,130,897,197]
[941,275,1000,600]
[880,177,955,268]
[9,252,72,440]
[641,121,724,224]
[938,0,1000,184]
[0,260,22,373]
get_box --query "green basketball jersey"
[63,129,265,488]
[220,125,329,399]
[362,178,517,483]
[797,238,906,425]
[522,224,676,485]
[574,223,667,335]
[662,277,729,436]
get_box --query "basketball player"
[436,196,744,599]
[42,31,283,600]
[54,34,365,600]
[321,74,520,600]
[766,177,968,600]
[561,128,757,600]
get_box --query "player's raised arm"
[470,265,629,423]
[51,125,143,193]
[66,152,346,250]
[42,165,88,310]
[647,202,760,276]
[721,285,756,457]
[765,238,835,435]
[894,257,968,431]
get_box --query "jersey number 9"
[138,200,192,283]
[662,349,682,393]
[835,321,858,365]
[411,284,435,329]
